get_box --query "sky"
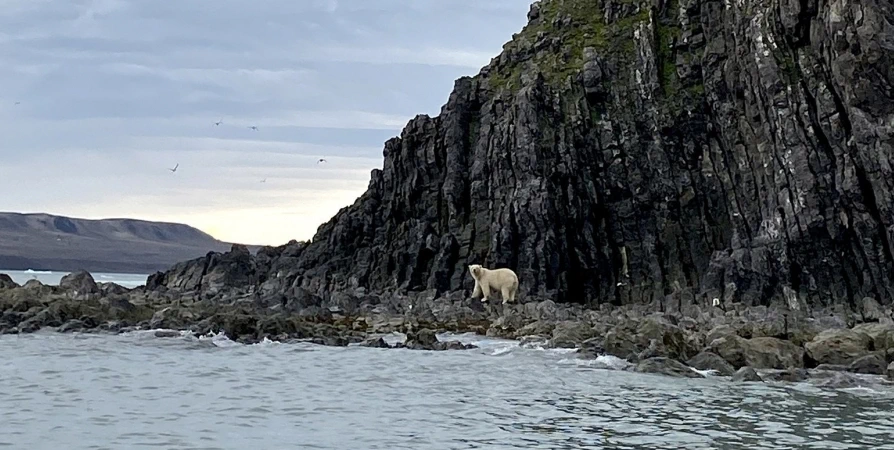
[0,0,532,246]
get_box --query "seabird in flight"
[169,163,179,173]
[248,125,258,131]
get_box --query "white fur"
[468,264,519,304]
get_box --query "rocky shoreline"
[2,270,893,386]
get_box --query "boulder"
[805,329,872,366]
[709,336,804,369]
[847,353,888,375]
[731,367,763,382]
[0,274,18,290]
[547,320,597,348]
[850,323,894,352]
[58,270,99,296]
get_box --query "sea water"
[1,331,893,449]
[2,269,148,289]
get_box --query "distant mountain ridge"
[0,212,258,274]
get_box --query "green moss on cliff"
[486,0,650,92]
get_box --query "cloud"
[0,0,533,249]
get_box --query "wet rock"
[148,307,196,330]
[847,353,888,375]
[709,336,804,370]
[438,341,478,351]
[58,270,99,296]
[763,369,810,383]
[58,319,85,333]
[809,371,864,389]
[547,321,596,348]
[404,328,476,351]
[805,329,872,366]
[405,328,439,349]
[154,330,181,338]
[814,364,848,372]
[731,367,763,382]
[687,351,735,376]
[519,334,549,349]
[486,313,527,339]
[310,335,349,347]
[635,357,704,378]
[888,362,894,381]
[359,336,390,348]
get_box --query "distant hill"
[0,212,259,274]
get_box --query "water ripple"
[1,332,893,449]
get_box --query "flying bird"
[214,119,223,126]
[248,125,258,131]
[318,158,327,164]
[169,163,179,173]
[260,178,266,183]
[14,101,20,105]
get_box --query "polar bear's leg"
[480,281,490,302]
[508,284,517,303]
[471,282,482,299]
[501,285,511,304]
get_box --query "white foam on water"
[24,269,53,274]
[692,368,720,377]
[558,354,632,371]
[197,330,240,347]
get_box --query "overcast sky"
[0,0,531,246]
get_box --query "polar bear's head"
[468,264,482,278]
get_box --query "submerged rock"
[847,353,888,375]
[687,352,735,376]
[359,336,390,348]
[634,357,704,378]
[731,367,763,383]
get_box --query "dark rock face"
[145,0,893,310]
[147,244,257,296]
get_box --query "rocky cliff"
[153,0,893,309]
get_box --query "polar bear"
[468,264,519,304]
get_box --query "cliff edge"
[153,0,893,309]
